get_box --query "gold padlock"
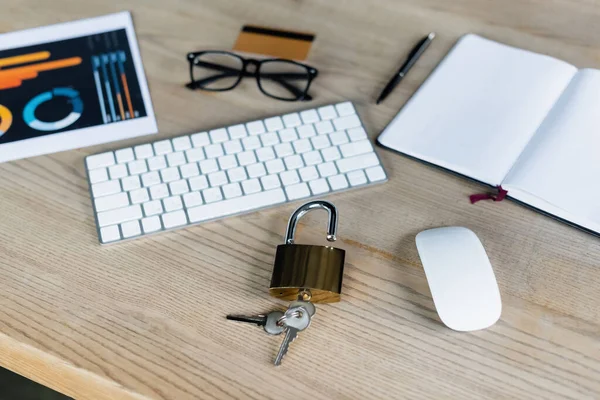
[269,200,346,303]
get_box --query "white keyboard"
[85,102,387,244]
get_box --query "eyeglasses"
[186,51,318,101]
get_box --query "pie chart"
[23,87,83,131]
[0,104,12,137]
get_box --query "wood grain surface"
[1,0,599,398]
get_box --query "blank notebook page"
[378,34,577,186]
[503,69,600,232]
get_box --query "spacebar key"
[187,188,286,223]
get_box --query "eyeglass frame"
[185,50,319,101]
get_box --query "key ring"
[276,309,303,327]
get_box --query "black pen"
[376,32,436,105]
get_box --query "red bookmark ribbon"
[470,186,508,204]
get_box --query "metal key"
[226,311,286,335]
[274,306,311,366]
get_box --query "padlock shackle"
[284,200,338,244]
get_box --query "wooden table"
[1,0,599,399]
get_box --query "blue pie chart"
[23,88,83,131]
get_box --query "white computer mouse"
[415,226,502,331]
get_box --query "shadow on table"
[0,367,71,400]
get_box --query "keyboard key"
[318,162,338,177]
[209,171,228,186]
[280,170,300,185]
[189,175,209,191]
[199,159,219,174]
[335,101,355,116]
[167,151,187,166]
[87,152,115,169]
[191,132,210,147]
[227,166,247,182]
[299,166,319,182]
[321,146,341,162]
[142,216,162,233]
[172,136,192,151]
[237,151,257,166]
[187,189,286,223]
[210,128,229,143]
[135,144,154,159]
[315,120,334,135]
[246,120,266,135]
[218,155,238,170]
[121,220,141,238]
[282,113,302,127]
[265,159,285,174]
[347,127,368,141]
[329,131,349,145]
[261,174,281,190]
[95,192,129,212]
[205,143,224,158]
[347,170,368,186]
[256,147,275,162]
[89,168,108,184]
[147,155,167,171]
[242,136,261,150]
[274,143,294,158]
[333,114,361,131]
[169,179,190,195]
[185,148,205,162]
[143,200,163,216]
[264,116,284,132]
[284,155,304,170]
[286,183,310,200]
[130,188,150,204]
[224,139,243,154]
[97,204,142,227]
[309,178,330,195]
[128,160,148,175]
[179,162,200,178]
[278,128,298,142]
[293,139,312,154]
[202,187,223,203]
[242,179,262,194]
[336,153,379,173]
[318,105,337,120]
[150,184,169,199]
[300,109,320,124]
[227,124,247,139]
[297,124,316,138]
[100,225,121,243]
[121,175,141,191]
[142,171,161,187]
[311,135,331,150]
[302,151,323,166]
[153,140,173,155]
[163,196,183,212]
[92,180,121,197]
[247,163,267,178]
[183,192,203,208]
[162,210,188,228]
[261,132,279,147]
[115,148,134,164]
[222,182,242,199]
[160,167,180,182]
[109,164,128,179]
[366,166,386,182]
[328,174,349,190]
[339,140,373,158]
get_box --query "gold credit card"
[233,25,315,60]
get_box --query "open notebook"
[378,34,600,236]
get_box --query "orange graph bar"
[0,57,82,89]
[116,93,125,121]
[121,73,134,118]
[0,51,50,68]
